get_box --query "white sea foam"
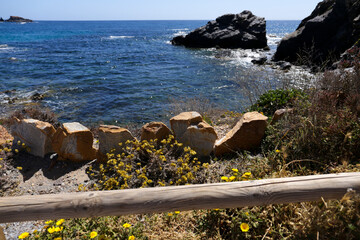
[109,36,134,39]
[0,44,15,52]
[267,34,283,46]
[173,31,188,37]
[170,28,189,31]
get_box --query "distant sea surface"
[0,20,300,125]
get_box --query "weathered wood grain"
[0,172,359,223]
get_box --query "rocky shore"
[273,0,360,68]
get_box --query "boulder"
[270,108,294,125]
[273,0,360,67]
[181,121,218,157]
[276,61,292,70]
[10,118,56,158]
[170,112,218,156]
[141,122,171,142]
[52,122,96,162]
[5,16,33,22]
[251,56,267,65]
[170,112,203,139]
[0,18,4,22]
[98,125,135,161]
[171,11,268,49]
[214,112,268,156]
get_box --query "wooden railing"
[0,172,359,223]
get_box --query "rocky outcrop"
[171,11,268,49]
[141,122,171,143]
[5,16,33,22]
[10,118,56,158]
[0,18,4,22]
[52,122,96,162]
[170,112,218,157]
[273,0,360,67]
[97,125,135,161]
[214,112,268,156]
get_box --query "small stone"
[270,108,294,125]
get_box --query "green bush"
[249,89,307,116]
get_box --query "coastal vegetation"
[1,56,359,239]
[1,0,360,239]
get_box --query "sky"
[1,0,321,21]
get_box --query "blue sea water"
[0,20,300,125]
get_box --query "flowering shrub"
[90,135,208,190]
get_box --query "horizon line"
[14,19,302,21]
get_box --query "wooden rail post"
[0,172,359,223]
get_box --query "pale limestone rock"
[270,108,294,125]
[181,121,218,157]
[10,118,56,158]
[170,111,202,139]
[141,122,171,143]
[170,112,217,157]
[98,125,135,161]
[52,122,96,162]
[214,112,268,156]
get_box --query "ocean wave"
[0,44,15,52]
[170,28,189,31]
[109,36,135,39]
[173,31,188,37]
[267,34,283,46]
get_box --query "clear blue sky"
[1,0,321,21]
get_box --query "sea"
[0,20,301,125]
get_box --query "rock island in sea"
[1,16,33,22]
[171,10,268,49]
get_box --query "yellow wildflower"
[45,220,53,224]
[221,176,229,181]
[47,226,56,234]
[14,149,19,153]
[232,168,239,173]
[56,219,65,226]
[174,211,180,214]
[242,172,251,178]
[54,238,62,240]
[123,223,131,228]
[128,236,135,240]
[90,231,98,238]
[17,166,23,170]
[229,176,236,181]
[240,222,250,232]
[275,149,281,153]
[167,213,173,217]
[18,232,30,239]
